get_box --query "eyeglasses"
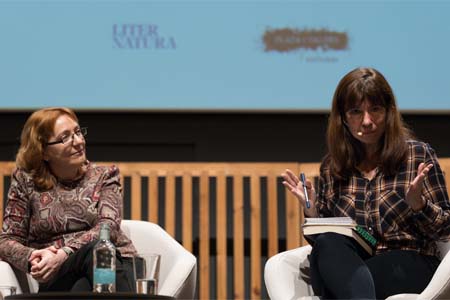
[46,127,88,146]
[345,105,386,121]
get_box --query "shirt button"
[367,191,372,197]
[368,227,374,234]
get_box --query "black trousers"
[39,241,136,292]
[309,232,440,300]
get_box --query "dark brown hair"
[326,67,412,178]
[16,107,79,190]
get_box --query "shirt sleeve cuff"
[412,198,438,225]
[62,246,74,256]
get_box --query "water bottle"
[93,223,116,292]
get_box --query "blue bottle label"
[94,268,115,284]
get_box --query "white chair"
[264,241,450,300]
[121,220,197,299]
[0,220,197,299]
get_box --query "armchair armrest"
[0,260,23,293]
[264,245,316,300]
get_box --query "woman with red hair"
[0,107,138,292]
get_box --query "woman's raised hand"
[281,169,318,217]
[406,162,433,212]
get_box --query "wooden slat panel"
[439,158,450,196]
[182,174,193,252]
[267,172,278,257]
[131,172,141,220]
[216,172,227,300]
[299,163,322,246]
[299,163,321,179]
[0,163,16,226]
[250,174,261,299]
[233,174,245,300]
[2,160,450,300]
[286,183,300,250]
[16,161,450,300]
[119,174,125,218]
[120,174,125,195]
[0,170,4,226]
[165,173,176,236]
[199,172,210,300]
[148,172,158,224]
[299,163,320,245]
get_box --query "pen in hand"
[300,173,311,209]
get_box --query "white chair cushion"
[0,220,197,299]
[265,241,450,300]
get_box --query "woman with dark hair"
[0,107,138,291]
[282,67,450,299]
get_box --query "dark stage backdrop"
[0,112,449,163]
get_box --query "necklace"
[58,178,82,189]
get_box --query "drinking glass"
[133,253,161,295]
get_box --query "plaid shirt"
[317,140,450,257]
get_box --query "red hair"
[16,107,79,190]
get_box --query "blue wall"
[1,0,449,111]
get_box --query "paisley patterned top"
[0,163,137,272]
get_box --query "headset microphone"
[343,120,363,136]
[343,117,363,136]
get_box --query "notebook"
[302,217,377,255]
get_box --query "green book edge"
[354,225,377,247]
